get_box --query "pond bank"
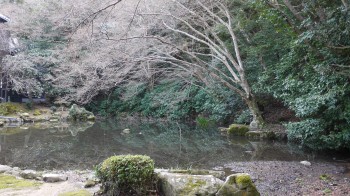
[0,160,349,195]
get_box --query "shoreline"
[0,160,349,195]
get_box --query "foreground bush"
[95,155,155,196]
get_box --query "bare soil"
[223,161,350,196]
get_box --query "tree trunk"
[245,95,264,130]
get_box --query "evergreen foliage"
[88,81,245,124]
[248,0,350,150]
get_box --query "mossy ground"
[0,103,28,116]
[58,190,91,196]
[0,174,41,190]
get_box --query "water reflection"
[0,119,313,170]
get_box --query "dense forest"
[1,0,350,151]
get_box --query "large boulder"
[157,170,260,196]
[68,104,95,121]
[157,170,224,196]
[216,173,260,196]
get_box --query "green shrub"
[227,124,249,136]
[87,81,244,124]
[95,155,155,195]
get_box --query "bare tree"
[2,0,264,127]
[50,0,167,104]
[138,0,264,127]
[2,54,46,99]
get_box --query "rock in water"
[122,129,130,134]
[68,104,95,121]
[300,161,311,166]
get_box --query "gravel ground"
[221,161,350,196]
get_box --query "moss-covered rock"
[235,174,253,189]
[0,174,41,189]
[68,104,95,121]
[95,155,155,195]
[227,124,249,136]
[216,173,260,196]
[157,171,224,196]
[180,178,207,195]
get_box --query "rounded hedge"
[95,155,155,195]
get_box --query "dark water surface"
[0,119,342,170]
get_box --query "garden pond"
[0,119,346,170]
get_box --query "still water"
[0,119,332,170]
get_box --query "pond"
[0,119,341,170]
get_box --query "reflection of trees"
[109,122,242,168]
[244,141,311,161]
[0,120,309,170]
